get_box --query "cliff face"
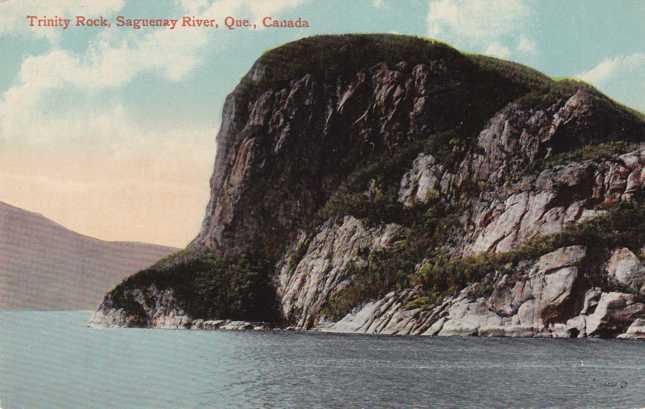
[192,35,528,258]
[91,35,645,338]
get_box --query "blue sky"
[1,0,643,246]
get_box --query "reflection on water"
[1,311,644,409]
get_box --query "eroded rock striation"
[91,35,645,338]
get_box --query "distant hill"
[0,201,177,310]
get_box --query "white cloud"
[427,0,536,58]
[576,53,645,112]
[178,0,212,14]
[428,0,528,41]
[244,0,307,16]
[2,0,309,109]
[577,53,645,85]
[179,0,307,18]
[484,42,511,59]
[517,35,536,54]
[0,0,308,146]
[0,30,206,138]
[373,0,386,8]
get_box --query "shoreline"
[85,314,645,340]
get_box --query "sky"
[0,0,643,247]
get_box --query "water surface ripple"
[1,311,644,408]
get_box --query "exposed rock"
[319,289,424,335]
[277,216,402,329]
[606,248,645,293]
[88,308,138,329]
[437,296,503,336]
[191,319,271,331]
[399,153,454,206]
[220,321,257,331]
[311,246,645,339]
[585,292,645,337]
[311,246,590,337]
[580,287,602,315]
[90,312,271,332]
[423,317,447,336]
[565,315,587,338]
[463,149,644,255]
[618,319,645,339]
[90,285,189,329]
[428,246,585,336]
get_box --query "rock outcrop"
[606,247,645,293]
[317,246,645,339]
[91,34,645,338]
[276,216,402,329]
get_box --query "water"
[0,311,644,409]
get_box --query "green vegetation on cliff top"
[111,249,278,323]
[250,34,643,119]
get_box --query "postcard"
[1,1,644,408]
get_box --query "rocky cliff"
[91,35,645,339]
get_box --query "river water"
[0,311,644,408]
